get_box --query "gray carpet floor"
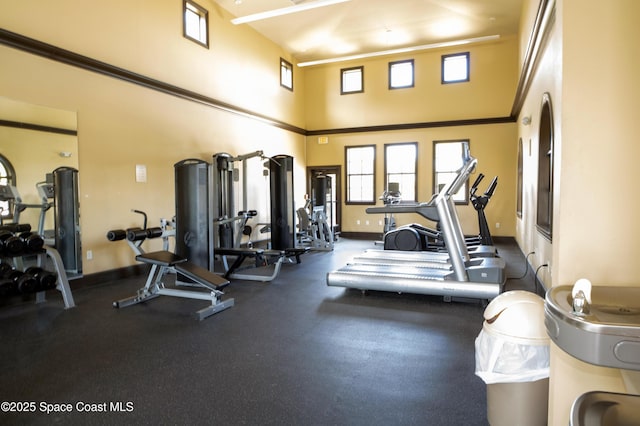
[0,237,541,425]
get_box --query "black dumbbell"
[0,231,26,256]
[0,278,17,297]
[1,269,37,294]
[24,267,57,291]
[19,232,45,253]
[0,223,31,233]
[0,262,14,276]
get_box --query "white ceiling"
[212,0,524,63]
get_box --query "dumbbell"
[0,262,13,276]
[0,223,31,233]
[0,278,17,297]
[1,269,37,294]
[0,231,26,256]
[19,232,45,253]
[24,267,57,291]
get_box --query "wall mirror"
[0,96,79,241]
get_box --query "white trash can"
[475,291,550,426]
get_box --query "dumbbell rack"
[0,228,75,309]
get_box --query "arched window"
[0,154,17,220]
[536,93,554,240]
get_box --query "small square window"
[389,59,414,89]
[280,58,293,91]
[442,52,469,83]
[341,66,363,94]
[184,0,209,48]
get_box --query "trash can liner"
[475,328,550,384]
[474,290,550,385]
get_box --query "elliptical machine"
[382,173,498,252]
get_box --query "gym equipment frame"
[113,251,234,321]
[327,143,504,301]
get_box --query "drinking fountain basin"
[570,391,640,426]
[545,283,640,371]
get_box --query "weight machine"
[211,151,298,282]
[296,174,334,251]
[110,159,234,320]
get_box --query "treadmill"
[326,143,505,301]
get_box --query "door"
[307,166,341,236]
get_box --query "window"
[442,52,469,83]
[385,143,417,202]
[0,154,16,220]
[389,59,414,89]
[345,145,375,204]
[537,93,554,240]
[341,66,363,94]
[516,138,524,218]
[184,0,209,48]
[433,140,470,204]
[280,58,293,91]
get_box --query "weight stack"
[269,155,295,250]
[53,167,82,274]
[174,159,213,270]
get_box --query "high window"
[537,93,554,240]
[345,145,375,204]
[385,143,417,202]
[433,140,470,204]
[442,52,469,84]
[184,0,209,48]
[0,154,16,220]
[280,58,293,91]
[341,66,363,94]
[389,59,414,89]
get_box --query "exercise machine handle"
[469,173,485,197]
[484,176,498,198]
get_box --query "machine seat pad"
[175,261,230,290]
[136,251,187,266]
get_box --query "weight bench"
[216,247,286,282]
[113,251,234,320]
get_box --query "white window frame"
[433,140,470,204]
[384,142,417,202]
[345,145,376,204]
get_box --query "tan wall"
[304,36,519,236]
[304,37,519,129]
[516,0,640,424]
[1,0,306,274]
[1,0,305,127]
[306,124,517,237]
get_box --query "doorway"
[306,166,341,236]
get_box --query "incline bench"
[113,251,234,320]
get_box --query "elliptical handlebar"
[484,176,498,197]
[469,173,485,197]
